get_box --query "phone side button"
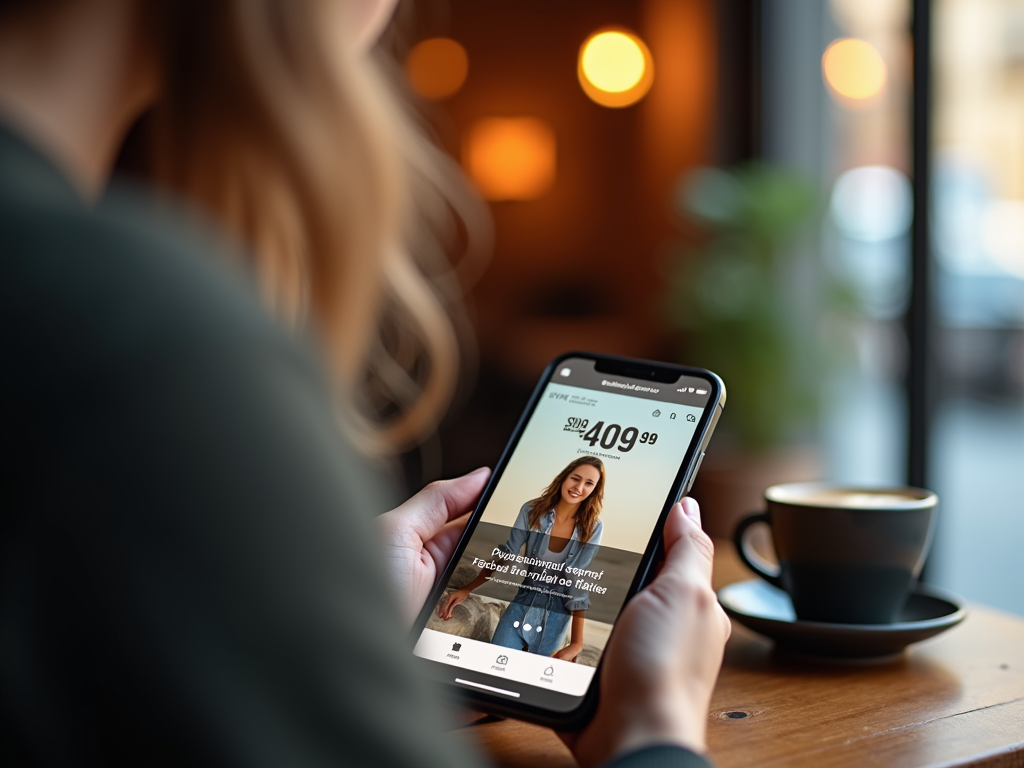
[455,678,521,698]
[680,452,705,498]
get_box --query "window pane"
[763,1,912,489]
[929,0,1024,616]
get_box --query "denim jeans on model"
[490,599,571,656]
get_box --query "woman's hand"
[562,498,731,768]
[376,467,490,626]
[551,642,584,662]
[438,588,471,620]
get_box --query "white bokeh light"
[981,200,1024,279]
[830,165,913,242]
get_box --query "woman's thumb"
[661,499,715,583]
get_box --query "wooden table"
[453,541,1024,768]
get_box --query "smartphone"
[410,351,725,728]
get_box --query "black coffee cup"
[733,483,938,624]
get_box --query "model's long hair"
[527,456,606,543]
[145,0,488,455]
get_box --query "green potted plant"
[664,162,855,537]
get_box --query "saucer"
[718,579,967,659]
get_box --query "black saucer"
[718,579,967,659]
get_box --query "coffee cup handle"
[733,512,783,589]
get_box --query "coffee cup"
[733,483,938,624]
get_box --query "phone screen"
[412,356,720,716]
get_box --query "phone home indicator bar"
[455,679,521,698]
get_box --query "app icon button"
[496,655,509,665]
[543,666,555,676]
[451,642,462,652]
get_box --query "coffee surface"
[776,489,924,509]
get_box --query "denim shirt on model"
[499,502,604,613]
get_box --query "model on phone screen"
[439,456,605,661]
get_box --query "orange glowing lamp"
[405,37,469,100]
[464,118,556,201]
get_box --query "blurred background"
[390,0,1024,617]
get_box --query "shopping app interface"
[414,359,710,701]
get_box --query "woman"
[0,1,730,766]
[440,457,606,662]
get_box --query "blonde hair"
[147,0,486,454]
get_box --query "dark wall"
[398,0,758,485]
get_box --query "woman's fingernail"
[468,466,491,477]
[681,497,700,519]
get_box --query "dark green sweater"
[0,123,711,768]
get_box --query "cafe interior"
[392,4,1024,761]
[3,0,1022,765]
[393,0,1024,622]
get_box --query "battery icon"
[696,389,707,395]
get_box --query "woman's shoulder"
[3,183,301,373]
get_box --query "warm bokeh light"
[578,29,654,108]
[582,32,645,92]
[405,37,469,100]
[464,118,556,201]
[822,38,887,104]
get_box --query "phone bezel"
[410,351,725,728]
